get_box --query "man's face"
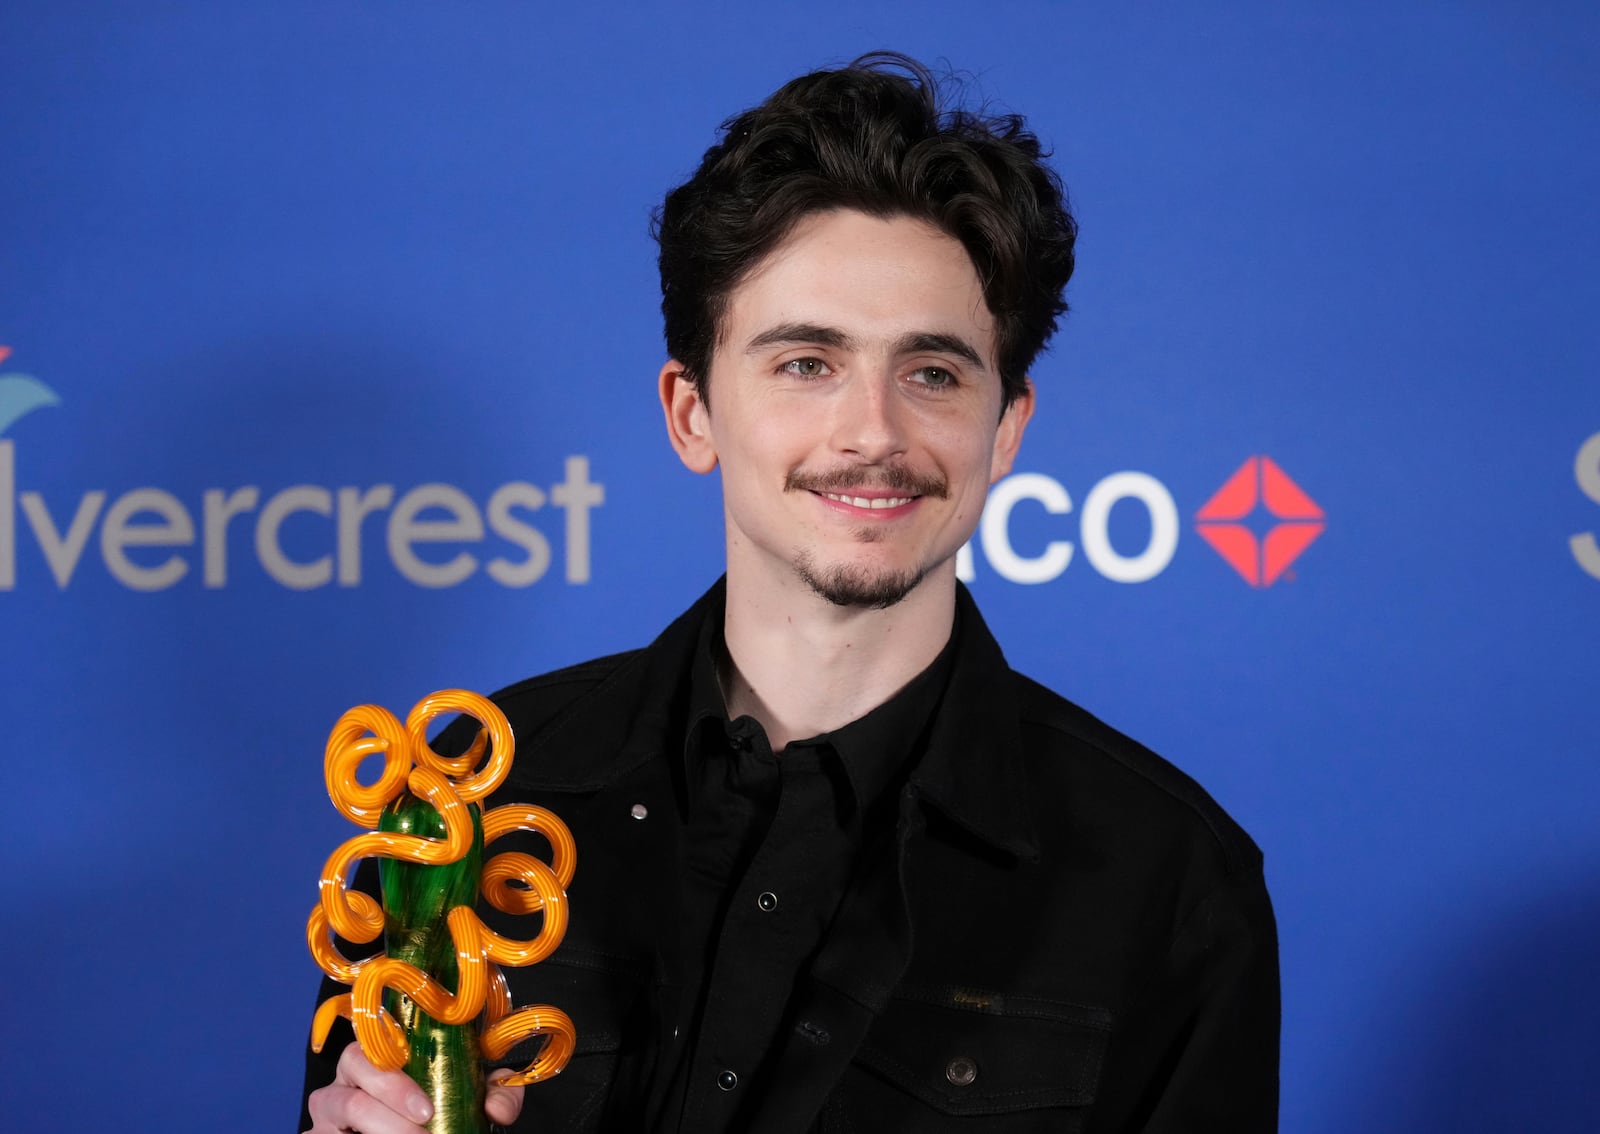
[661,208,1033,609]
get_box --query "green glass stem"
[379,791,487,1134]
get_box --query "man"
[303,52,1278,1132]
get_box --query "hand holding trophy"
[307,689,576,1133]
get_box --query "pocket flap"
[854,991,1110,1116]
[495,947,648,1062]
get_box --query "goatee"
[792,551,926,610]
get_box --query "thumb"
[485,1068,527,1126]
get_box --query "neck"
[719,567,957,751]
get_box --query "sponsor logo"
[0,356,604,593]
[1574,430,1600,580]
[1194,456,1324,587]
[959,457,1323,587]
[958,470,1179,585]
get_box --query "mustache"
[785,464,949,500]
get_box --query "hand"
[305,1043,526,1132]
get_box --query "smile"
[819,492,916,509]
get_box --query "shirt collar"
[802,615,957,813]
[680,589,957,817]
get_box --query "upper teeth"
[823,493,913,509]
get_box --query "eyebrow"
[744,322,988,372]
[744,322,854,354]
[898,332,987,373]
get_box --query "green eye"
[783,358,830,378]
[914,367,956,388]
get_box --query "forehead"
[722,209,996,354]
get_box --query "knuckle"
[336,1041,370,1079]
[348,1087,408,1133]
[306,1084,353,1133]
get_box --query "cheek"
[713,422,799,499]
[745,419,826,471]
[946,433,1002,486]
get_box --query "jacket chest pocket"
[823,991,1110,1133]
[494,952,649,1133]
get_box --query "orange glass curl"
[308,689,578,1086]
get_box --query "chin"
[793,552,927,610]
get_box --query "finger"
[336,1042,435,1126]
[485,1068,526,1126]
[306,1083,427,1134]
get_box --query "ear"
[660,360,718,474]
[989,379,1035,483]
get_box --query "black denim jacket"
[303,580,1279,1132]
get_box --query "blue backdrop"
[3,3,1596,1130]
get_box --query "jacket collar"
[507,578,1040,861]
[500,590,708,793]
[909,582,1041,862]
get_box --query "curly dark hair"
[652,51,1077,410]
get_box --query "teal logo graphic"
[0,347,60,437]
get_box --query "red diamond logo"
[1195,456,1324,586]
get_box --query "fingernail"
[410,1097,433,1122]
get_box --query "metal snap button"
[629,803,648,820]
[757,890,778,912]
[796,1019,831,1046]
[716,1069,738,1091]
[945,1055,978,1087]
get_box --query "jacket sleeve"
[1091,863,1281,1133]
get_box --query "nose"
[830,372,908,463]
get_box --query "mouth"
[786,465,949,509]
[817,492,918,510]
